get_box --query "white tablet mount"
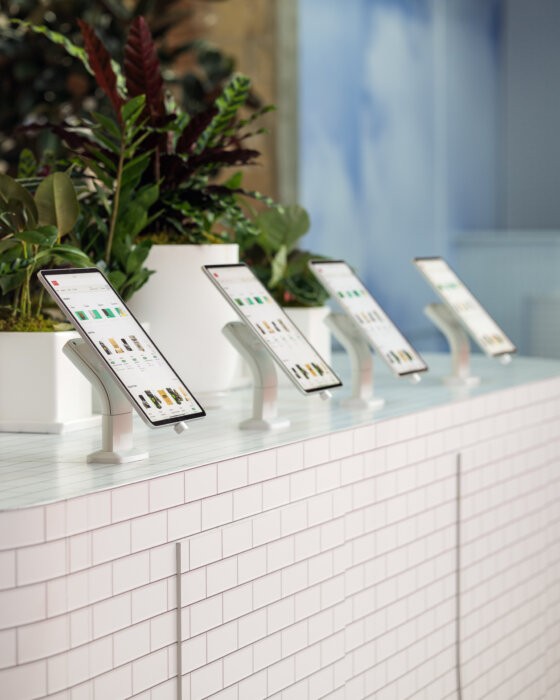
[63,338,168,464]
[325,313,385,410]
[424,303,481,386]
[222,322,291,430]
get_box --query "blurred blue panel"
[299,0,502,351]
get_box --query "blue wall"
[299,0,502,349]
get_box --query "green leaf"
[17,149,37,179]
[133,184,159,211]
[0,175,38,230]
[35,173,80,235]
[81,156,115,187]
[41,244,92,267]
[125,240,152,275]
[12,20,127,98]
[0,270,26,295]
[107,270,127,291]
[12,20,91,71]
[196,74,251,152]
[269,245,288,289]
[121,95,147,125]
[120,152,151,192]
[92,112,122,140]
[224,171,243,190]
[90,129,121,156]
[0,239,19,255]
[120,267,153,300]
[14,226,58,246]
[255,205,311,255]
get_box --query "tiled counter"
[1,354,559,700]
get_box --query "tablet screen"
[309,260,427,376]
[39,268,205,426]
[203,264,342,394]
[413,257,516,356]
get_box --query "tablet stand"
[424,303,480,387]
[63,338,150,463]
[325,313,385,410]
[222,322,290,431]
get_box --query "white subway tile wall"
[0,375,559,699]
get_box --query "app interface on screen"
[43,271,203,422]
[206,266,341,392]
[311,262,427,375]
[414,258,516,355]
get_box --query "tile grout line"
[456,451,463,700]
[175,541,182,700]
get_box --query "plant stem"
[22,266,32,320]
[36,287,45,318]
[105,137,125,264]
[19,241,30,321]
[12,287,20,319]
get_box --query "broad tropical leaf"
[0,270,26,295]
[125,240,152,275]
[35,173,80,236]
[0,175,38,230]
[41,244,92,267]
[14,226,58,246]
[255,205,310,254]
[269,246,288,288]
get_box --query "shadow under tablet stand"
[325,313,385,410]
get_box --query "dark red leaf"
[124,16,166,125]
[78,20,123,122]
[19,121,117,166]
[183,148,260,175]
[176,107,218,154]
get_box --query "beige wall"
[170,0,281,200]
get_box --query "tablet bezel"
[412,256,517,358]
[202,263,343,395]
[308,259,428,378]
[38,267,206,427]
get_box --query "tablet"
[38,268,206,427]
[203,263,342,394]
[413,257,516,357]
[308,260,428,377]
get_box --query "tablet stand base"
[222,322,290,431]
[63,339,149,464]
[325,313,385,410]
[424,303,480,387]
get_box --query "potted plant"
[0,0,253,174]
[241,204,332,362]
[0,166,98,432]
[17,17,273,396]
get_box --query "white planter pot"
[0,331,98,433]
[285,306,332,365]
[129,244,241,396]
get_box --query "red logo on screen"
[52,280,59,286]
